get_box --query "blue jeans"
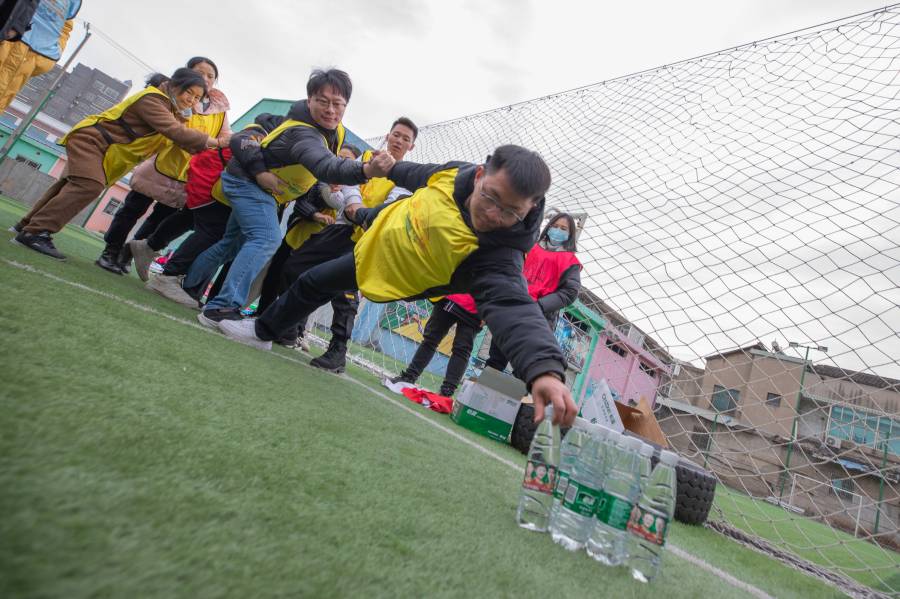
[184,172,281,311]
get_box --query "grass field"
[714,487,900,594]
[0,197,857,598]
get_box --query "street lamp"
[778,342,828,501]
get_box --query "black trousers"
[103,190,176,250]
[146,208,193,252]
[256,252,358,343]
[402,300,479,394]
[162,202,232,277]
[259,224,359,342]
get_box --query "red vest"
[185,148,232,209]
[523,243,581,300]
[446,293,478,314]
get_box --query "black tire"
[510,404,538,454]
[510,404,572,454]
[649,449,716,525]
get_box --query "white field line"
[3,257,775,599]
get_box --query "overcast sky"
[65,0,888,138]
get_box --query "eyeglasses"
[312,96,348,111]
[480,189,525,224]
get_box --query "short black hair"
[307,68,352,101]
[167,67,208,97]
[391,116,418,140]
[341,143,362,158]
[485,145,551,201]
[187,56,219,80]
[145,73,169,88]
[540,212,578,252]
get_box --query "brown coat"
[62,82,210,185]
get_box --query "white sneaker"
[297,336,310,352]
[146,274,198,308]
[218,318,272,351]
[129,239,159,282]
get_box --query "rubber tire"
[649,449,716,525]
[510,404,570,453]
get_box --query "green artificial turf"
[0,197,851,598]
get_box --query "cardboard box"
[578,378,667,447]
[451,367,525,443]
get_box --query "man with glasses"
[185,68,394,327]
[216,145,578,428]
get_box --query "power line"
[74,19,161,74]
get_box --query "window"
[14,155,40,169]
[766,392,782,408]
[605,338,627,358]
[639,362,656,379]
[102,199,121,215]
[831,477,856,503]
[828,406,899,456]
[711,385,740,413]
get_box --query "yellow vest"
[60,86,173,186]
[283,207,336,250]
[154,111,226,182]
[350,154,396,242]
[212,118,345,206]
[354,168,480,302]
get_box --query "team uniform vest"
[354,168,479,302]
[445,293,478,314]
[211,118,345,206]
[523,243,581,300]
[283,207,337,250]
[351,154,396,242]
[60,86,173,186]
[154,111,226,182]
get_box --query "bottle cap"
[660,450,679,466]
[639,442,655,456]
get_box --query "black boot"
[116,244,132,274]
[439,383,458,398]
[309,337,348,373]
[95,245,123,274]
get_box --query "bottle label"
[595,493,633,530]
[522,459,557,494]
[553,470,570,500]
[627,507,668,546]
[561,479,602,517]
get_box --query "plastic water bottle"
[550,418,591,513]
[516,406,560,532]
[586,435,643,565]
[637,442,655,490]
[626,450,679,582]
[550,425,615,550]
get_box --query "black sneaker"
[197,308,243,330]
[390,373,414,385]
[275,335,299,349]
[309,338,348,373]
[95,247,124,274]
[13,231,66,260]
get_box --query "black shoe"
[197,307,243,330]
[275,335,299,348]
[309,338,348,373]
[439,385,457,398]
[13,231,66,260]
[116,244,132,274]
[390,373,415,385]
[95,246,124,274]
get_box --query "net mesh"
[309,5,900,594]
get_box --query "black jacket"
[226,100,367,188]
[385,160,566,387]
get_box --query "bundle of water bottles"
[516,406,679,583]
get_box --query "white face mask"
[169,93,193,119]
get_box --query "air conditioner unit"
[824,435,842,450]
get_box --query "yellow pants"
[0,41,56,112]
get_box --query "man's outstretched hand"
[530,373,577,426]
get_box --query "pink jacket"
[128,88,231,208]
